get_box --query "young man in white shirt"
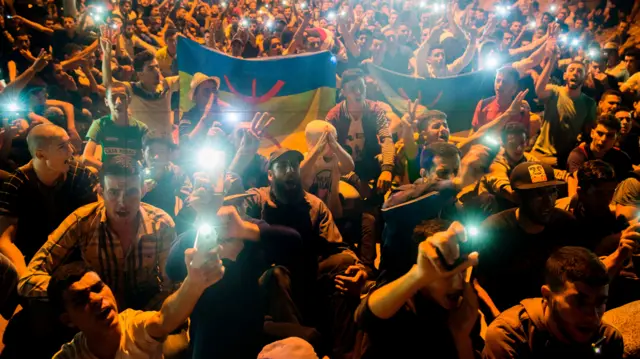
[50,246,225,359]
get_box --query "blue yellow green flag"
[178,37,337,154]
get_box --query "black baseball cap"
[268,148,303,169]
[510,161,565,190]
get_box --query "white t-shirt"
[53,309,162,359]
[304,152,339,204]
[345,116,365,162]
[122,77,180,138]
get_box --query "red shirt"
[471,96,530,132]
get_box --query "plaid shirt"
[18,201,177,311]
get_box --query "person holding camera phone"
[165,165,303,359]
[355,220,483,359]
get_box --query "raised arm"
[0,50,50,99]
[284,11,311,55]
[446,27,478,75]
[12,15,54,34]
[145,246,224,339]
[534,45,557,101]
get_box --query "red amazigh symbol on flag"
[223,76,284,149]
[223,76,286,105]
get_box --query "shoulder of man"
[484,302,531,354]
[140,202,176,229]
[0,168,30,216]
[325,103,342,122]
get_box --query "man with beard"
[567,114,632,181]
[475,161,578,313]
[475,161,632,314]
[532,49,596,168]
[101,30,179,140]
[19,161,177,312]
[472,66,531,133]
[596,90,622,116]
[50,248,224,358]
[117,20,158,59]
[483,246,624,359]
[355,220,483,359]
[242,148,364,358]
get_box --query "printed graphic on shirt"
[528,164,548,183]
[311,169,333,202]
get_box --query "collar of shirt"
[98,203,156,242]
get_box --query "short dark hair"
[544,246,609,292]
[47,262,92,314]
[341,69,365,89]
[416,110,447,131]
[567,60,587,71]
[429,45,445,54]
[595,113,622,132]
[496,66,520,85]
[99,161,142,187]
[624,49,640,60]
[419,142,460,172]
[501,122,528,143]
[164,27,178,41]
[577,160,616,192]
[601,89,622,101]
[133,50,155,73]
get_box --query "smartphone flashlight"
[327,11,336,20]
[550,4,557,12]
[340,10,346,17]
[242,19,249,27]
[6,102,20,113]
[300,2,306,9]
[466,225,480,238]
[198,148,226,171]
[528,20,536,29]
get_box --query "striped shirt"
[18,202,177,311]
[0,160,98,261]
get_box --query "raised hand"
[415,222,479,287]
[33,49,51,72]
[335,264,368,296]
[505,89,529,117]
[184,247,225,289]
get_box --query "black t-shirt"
[356,283,484,359]
[165,223,302,359]
[6,50,33,76]
[0,161,98,261]
[475,208,580,311]
[51,29,96,61]
[567,143,633,182]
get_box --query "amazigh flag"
[367,63,495,133]
[178,37,337,154]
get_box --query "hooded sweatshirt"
[483,298,624,359]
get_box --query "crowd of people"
[0,0,639,358]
